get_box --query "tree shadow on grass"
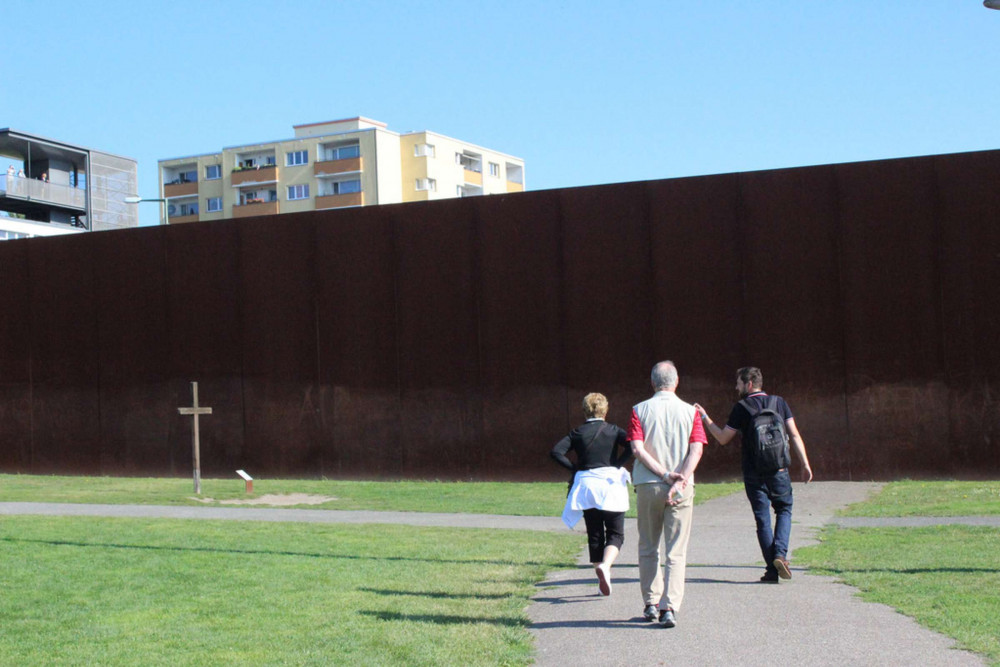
[358,610,525,627]
[0,536,563,568]
[358,587,511,600]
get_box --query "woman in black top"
[551,392,632,596]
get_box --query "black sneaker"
[643,604,658,621]
[659,608,677,628]
[759,571,779,583]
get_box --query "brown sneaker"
[773,557,792,580]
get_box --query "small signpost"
[236,469,253,494]
[178,381,212,494]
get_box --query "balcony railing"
[315,192,364,209]
[232,200,279,218]
[314,156,363,177]
[506,182,524,193]
[463,169,483,186]
[0,175,86,210]
[231,165,278,186]
[164,181,198,197]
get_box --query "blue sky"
[2,1,998,226]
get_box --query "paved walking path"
[0,482,993,665]
[528,481,988,666]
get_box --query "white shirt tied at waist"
[561,466,632,529]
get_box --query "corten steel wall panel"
[315,206,402,477]
[1,150,998,480]
[836,157,948,477]
[393,199,483,477]
[0,240,32,470]
[738,166,850,479]
[475,192,569,477]
[644,175,744,479]
[934,151,1000,473]
[558,183,653,401]
[164,221,246,476]
[28,233,102,473]
[239,213,321,476]
[93,229,172,473]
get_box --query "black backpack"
[739,396,790,475]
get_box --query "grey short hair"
[651,361,678,390]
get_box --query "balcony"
[169,213,199,224]
[231,165,278,186]
[164,181,198,197]
[0,175,86,210]
[315,192,363,209]
[506,182,524,193]
[232,200,279,218]
[463,169,482,186]
[314,157,363,177]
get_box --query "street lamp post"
[124,195,168,225]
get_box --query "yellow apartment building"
[158,117,525,223]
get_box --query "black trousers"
[582,508,626,563]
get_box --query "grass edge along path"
[800,481,1000,666]
[0,474,743,516]
[0,515,584,666]
[837,480,1000,517]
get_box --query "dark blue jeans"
[744,469,793,575]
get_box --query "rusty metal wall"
[0,150,997,481]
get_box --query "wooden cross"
[178,381,212,494]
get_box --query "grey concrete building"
[0,129,138,240]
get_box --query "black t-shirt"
[550,420,631,471]
[725,393,793,475]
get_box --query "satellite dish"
[168,204,177,215]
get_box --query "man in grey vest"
[628,361,707,628]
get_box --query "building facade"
[157,117,525,224]
[0,129,138,240]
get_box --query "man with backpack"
[694,367,813,583]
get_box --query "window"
[205,165,221,180]
[286,150,308,166]
[329,179,361,195]
[288,184,310,200]
[489,162,500,177]
[179,169,197,183]
[207,197,222,212]
[327,144,361,161]
[415,178,437,192]
[180,202,199,216]
[455,152,482,172]
[414,143,436,158]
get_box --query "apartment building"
[158,117,525,224]
[0,129,138,240]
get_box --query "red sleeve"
[689,413,708,444]
[627,409,645,442]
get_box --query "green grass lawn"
[0,474,743,663]
[0,474,743,517]
[796,525,1000,665]
[0,515,582,666]
[800,480,1000,666]
[839,480,1000,517]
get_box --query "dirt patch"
[191,493,336,506]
